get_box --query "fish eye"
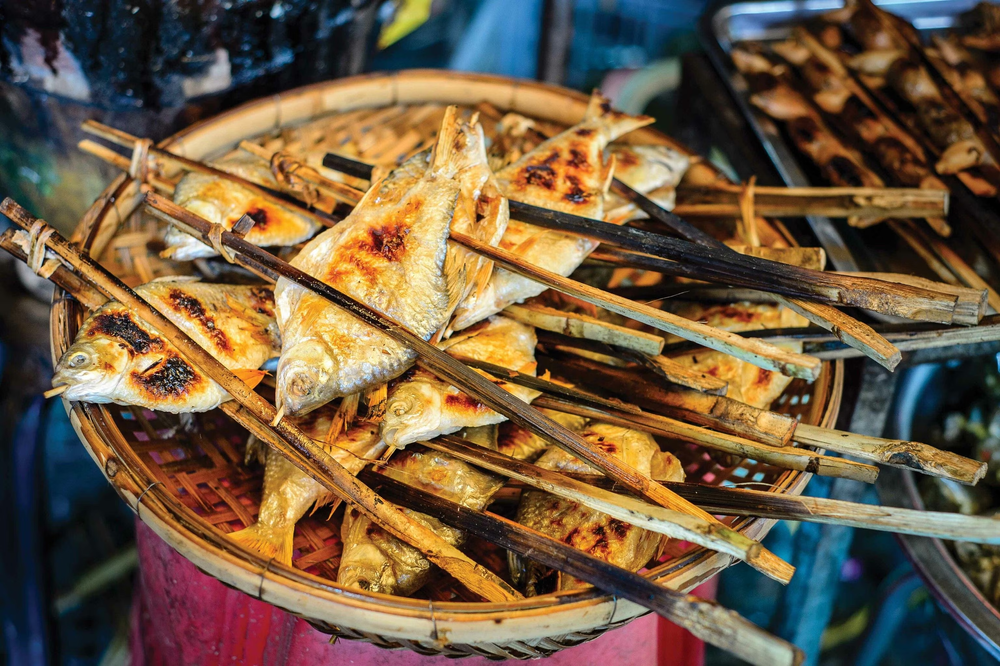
[68,352,89,368]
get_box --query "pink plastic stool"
[130,520,710,665]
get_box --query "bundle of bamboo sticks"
[8,107,1000,664]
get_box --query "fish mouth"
[381,386,441,447]
[277,364,327,416]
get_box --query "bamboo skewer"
[319,148,975,324]
[534,396,879,484]
[535,330,729,395]
[503,303,664,356]
[451,232,823,380]
[0,229,107,310]
[80,121,337,228]
[794,424,987,485]
[496,476,1000,546]
[359,470,804,666]
[0,200,521,604]
[135,193,792,581]
[427,435,776,567]
[673,185,948,221]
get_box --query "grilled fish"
[497,409,589,462]
[229,410,385,564]
[162,153,323,261]
[603,144,691,223]
[450,93,653,330]
[514,422,684,594]
[274,107,492,415]
[52,278,279,413]
[381,315,540,447]
[338,426,504,595]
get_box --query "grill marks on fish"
[167,289,231,353]
[130,354,202,399]
[89,312,161,355]
[515,144,595,208]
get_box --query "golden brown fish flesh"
[229,410,385,564]
[52,278,279,413]
[380,315,539,447]
[162,153,323,261]
[274,107,495,415]
[450,92,653,330]
[514,422,684,594]
[337,426,505,595]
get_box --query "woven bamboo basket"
[51,70,844,659]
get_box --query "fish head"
[380,381,443,447]
[52,336,130,401]
[276,339,337,416]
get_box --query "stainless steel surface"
[880,363,1000,658]
[700,0,981,273]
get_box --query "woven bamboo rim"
[51,70,844,658]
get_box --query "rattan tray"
[51,70,844,659]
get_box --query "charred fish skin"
[514,423,684,593]
[229,415,385,564]
[337,430,505,596]
[52,279,279,413]
[380,316,540,448]
[163,153,323,261]
[274,107,493,416]
[450,92,654,331]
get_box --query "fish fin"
[602,153,617,197]
[229,522,294,566]
[326,393,360,446]
[232,368,268,389]
[362,383,388,422]
[430,106,465,174]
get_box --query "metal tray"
[699,0,984,273]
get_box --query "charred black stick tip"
[322,153,375,180]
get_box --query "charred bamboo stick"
[503,302,664,356]
[358,470,803,666]
[673,185,948,220]
[532,396,878,484]
[450,232,822,380]
[794,424,986,485]
[534,330,729,395]
[773,295,902,370]
[0,199,520,603]
[497,476,1000,545]
[0,229,106,310]
[319,149,973,323]
[541,354,796,446]
[80,121,337,228]
[137,193,790,580]
[544,352,984,484]
[427,434,782,570]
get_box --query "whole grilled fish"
[380,315,539,447]
[162,153,323,261]
[337,426,505,595]
[514,422,684,594]
[52,278,279,413]
[450,93,653,330]
[274,107,495,415]
[229,409,385,564]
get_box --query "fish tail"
[584,90,654,142]
[229,522,294,565]
[430,106,489,176]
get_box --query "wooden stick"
[539,353,796,447]
[503,303,664,356]
[43,385,69,399]
[0,199,520,603]
[450,232,823,380]
[673,185,948,221]
[136,193,790,581]
[533,396,879,484]
[837,272,986,326]
[81,121,336,228]
[728,244,827,271]
[534,329,729,395]
[318,149,974,324]
[426,435,788,577]
[794,424,986,485]
[0,229,107,310]
[237,140,366,204]
[773,295,902,371]
[498,476,1000,545]
[359,470,803,666]
[78,139,177,196]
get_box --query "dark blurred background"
[1,1,998,665]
